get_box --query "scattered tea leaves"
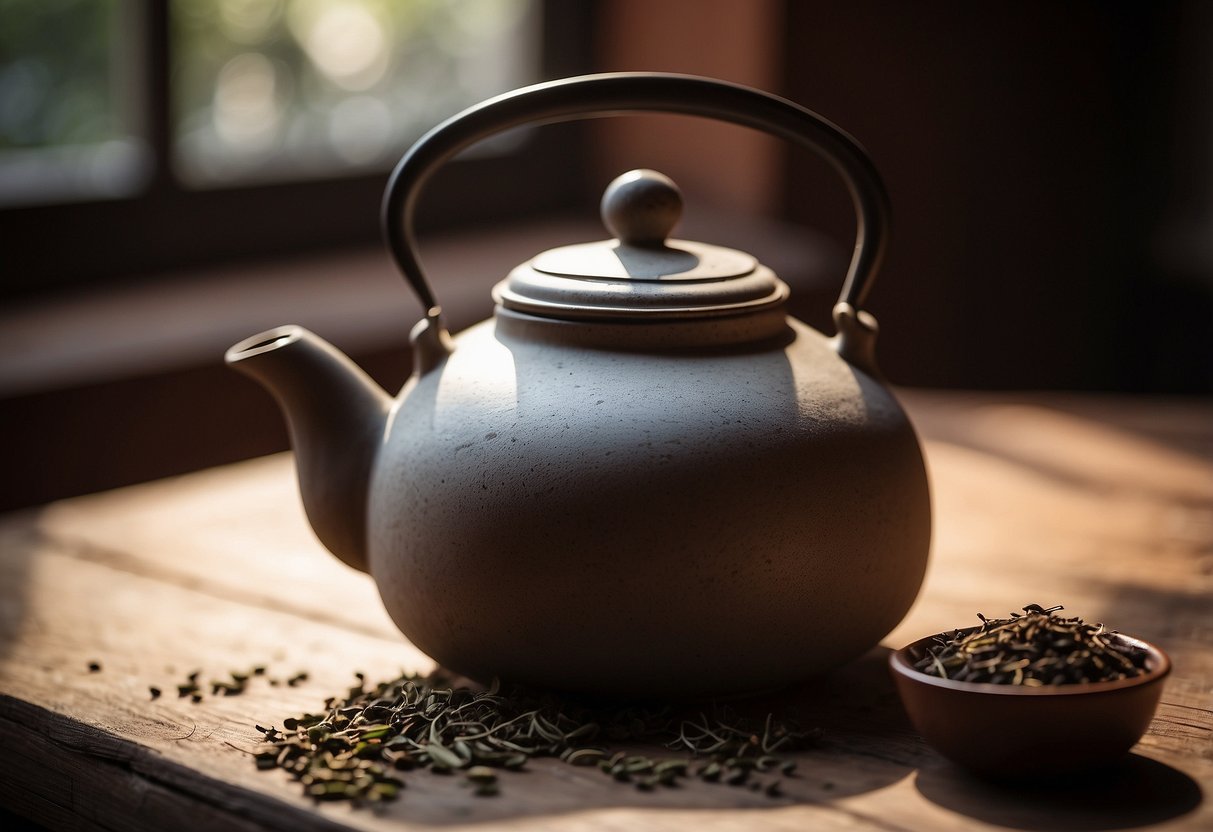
[914,604,1149,685]
[163,665,274,703]
[250,671,819,805]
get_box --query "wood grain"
[1,391,1209,831]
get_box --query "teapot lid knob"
[496,166,787,325]
[600,169,682,247]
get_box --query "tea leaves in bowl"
[913,604,1149,686]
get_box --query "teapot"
[226,74,930,697]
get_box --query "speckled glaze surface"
[367,315,929,697]
[227,73,933,698]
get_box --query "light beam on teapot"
[432,328,519,430]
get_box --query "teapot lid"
[492,169,788,321]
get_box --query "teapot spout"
[226,326,391,573]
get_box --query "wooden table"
[2,391,1210,831]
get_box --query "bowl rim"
[889,626,1171,696]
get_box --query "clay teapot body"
[227,74,930,697]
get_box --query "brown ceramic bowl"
[889,628,1170,777]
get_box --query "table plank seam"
[33,528,400,644]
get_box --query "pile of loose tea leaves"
[914,603,1149,685]
[251,672,819,803]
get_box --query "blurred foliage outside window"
[172,0,538,184]
[0,0,146,202]
[0,0,539,202]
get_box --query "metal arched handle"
[382,72,890,323]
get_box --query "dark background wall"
[778,2,1211,392]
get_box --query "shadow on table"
[914,753,1203,831]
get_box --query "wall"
[594,0,1211,392]
[779,2,1211,391]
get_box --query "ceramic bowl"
[889,628,1170,777]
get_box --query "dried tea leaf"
[249,670,818,805]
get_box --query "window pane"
[172,0,540,185]
[0,0,147,204]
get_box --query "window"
[0,0,147,204]
[172,0,541,185]
[1,0,592,296]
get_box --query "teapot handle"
[383,72,889,369]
